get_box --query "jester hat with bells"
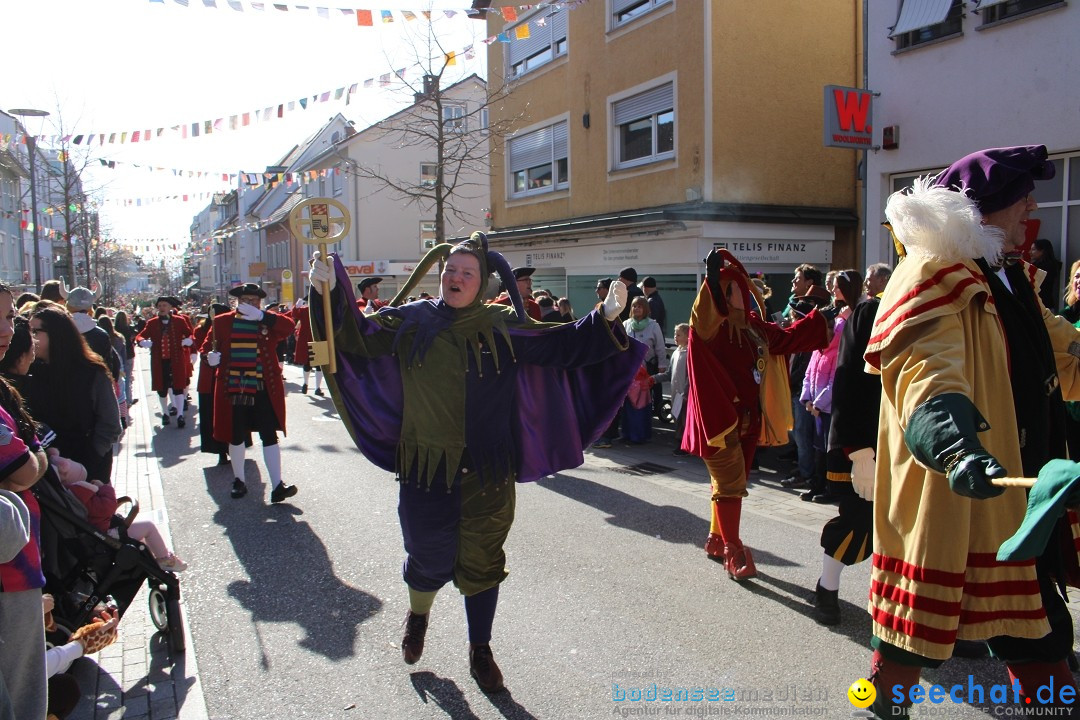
[703,249,770,344]
[378,230,530,371]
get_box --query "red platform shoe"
[724,543,757,581]
[704,533,725,563]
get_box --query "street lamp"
[9,108,50,292]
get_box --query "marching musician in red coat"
[134,296,194,429]
[202,284,297,503]
[193,303,231,465]
[291,298,323,396]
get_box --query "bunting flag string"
[146,0,585,25]
[86,158,342,189]
[7,1,586,149]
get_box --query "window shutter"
[890,0,956,36]
[509,126,553,172]
[509,17,552,65]
[553,122,568,161]
[551,6,568,42]
[613,82,674,126]
[613,0,643,13]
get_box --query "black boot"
[812,581,841,626]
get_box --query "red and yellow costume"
[684,250,826,579]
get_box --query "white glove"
[235,302,264,322]
[207,352,221,367]
[849,447,876,502]
[138,340,152,348]
[189,353,198,366]
[310,251,336,293]
[602,281,627,322]
[181,337,193,347]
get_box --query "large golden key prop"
[288,197,351,375]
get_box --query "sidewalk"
[67,358,208,720]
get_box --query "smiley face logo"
[847,678,876,709]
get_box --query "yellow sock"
[408,587,437,615]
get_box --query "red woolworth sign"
[823,85,873,149]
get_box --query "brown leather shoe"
[469,643,505,693]
[401,611,428,665]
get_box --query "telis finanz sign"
[823,85,873,149]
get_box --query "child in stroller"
[50,449,187,572]
[33,451,187,652]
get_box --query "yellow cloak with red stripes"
[865,249,1080,660]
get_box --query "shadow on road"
[409,671,539,720]
[204,466,383,662]
[146,412,198,469]
[748,571,872,649]
[538,473,708,546]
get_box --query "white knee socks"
[229,443,246,481]
[303,369,310,386]
[159,395,169,416]
[819,553,845,591]
[170,391,184,415]
[263,444,282,489]
[314,368,323,391]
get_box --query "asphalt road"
[152,362,1080,719]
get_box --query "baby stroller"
[32,466,186,652]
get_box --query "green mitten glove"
[905,393,1005,500]
[998,459,1080,561]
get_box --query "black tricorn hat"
[155,296,181,308]
[511,267,536,279]
[357,277,383,293]
[228,283,267,299]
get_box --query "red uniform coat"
[292,305,313,365]
[490,293,542,321]
[134,313,194,393]
[202,309,295,445]
[192,321,217,394]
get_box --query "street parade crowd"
[2,144,1080,717]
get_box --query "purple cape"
[310,259,647,483]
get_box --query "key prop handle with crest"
[288,197,351,375]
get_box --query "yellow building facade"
[483,0,861,328]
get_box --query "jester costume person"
[308,232,644,693]
[865,145,1080,716]
[683,249,826,580]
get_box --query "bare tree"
[335,25,521,245]
[93,238,137,304]
[35,108,109,287]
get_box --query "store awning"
[890,0,954,36]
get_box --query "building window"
[478,108,489,132]
[612,82,674,169]
[420,163,438,188]
[420,221,437,252]
[442,105,466,133]
[507,121,569,199]
[508,7,568,79]
[891,0,963,50]
[979,0,1062,24]
[612,0,672,28]
[332,166,342,197]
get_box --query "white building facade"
[866,0,1080,304]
